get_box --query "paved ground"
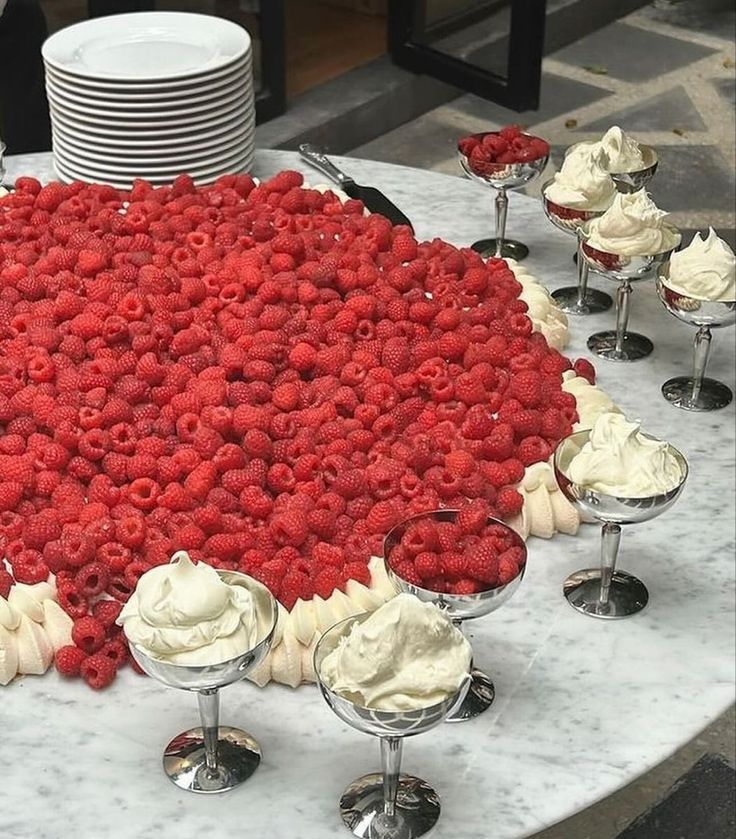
[352,3,736,837]
[350,1,736,243]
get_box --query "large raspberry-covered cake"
[0,170,615,688]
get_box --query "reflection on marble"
[2,151,735,839]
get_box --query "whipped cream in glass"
[320,594,471,711]
[568,412,683,497]
[586,190,680,256]
[569,126,647,174]
[545,146,616,211]
[665,228,736,302]
[118,551,262,665]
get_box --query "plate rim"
[45,60,251,104]
[52,129,254,166]
[42,11,251,82]
[49,95,253,130]
[47,79,253,121]
[53,140,255,178]
[49,112,254,147]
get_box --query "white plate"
[42,12,250,81]
[53,139,255,178]
[49,93,253,130]
[44,55,250,101]
[50,110,253,148]
[53,114,255,157]
[54,147,254,188]
[47,79,253,121]
[43,48,250,92]
[49,106,253,141]
[53,128,252,167]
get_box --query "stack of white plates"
[42,12,255,189]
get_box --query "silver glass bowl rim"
[127,569,279,671]
[457,130,550,180]
[540,176,611,228]
[578,225,680,263]
[553,428,689,504]
[382,508,528,600]
[313,610,472,718]
[657,262,736,307]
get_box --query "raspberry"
[441,551,467,581]
[10,549,49,584]
[456,500,490,534]
[55,645,87,677]
[0,482,24,512]
[392,560,423,587]
[508,370,543,408]
[72,616,107,654]
[75,562,110,597]
[448,578,478,595]
[485,423,515,462]
[573,357,596,384]
[80,652,117,689]
[466,542,500,586]
[312,566,343,599]
[92,599,123,628]
[516,436,551,467]
[22,512,62,550]
[414,551,442,579]
[99,638,129,667]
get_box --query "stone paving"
[350,2,736,243]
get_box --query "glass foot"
[563,569,649,619]
[551,286,613,315]
[163,726,261,793]
[662,376,733,411]
[340,773,440,839]
[587,330,653,361]
[471,237,529,261]
[446,667,495,722]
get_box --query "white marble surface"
[2,150,735,839]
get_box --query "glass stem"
[691,326,712,403]
[197,688,220,774]
[615,280,632,355]
[576,242,590,307]
[494,188,508,257]
[380,736,403,819]
[599,522,622,608]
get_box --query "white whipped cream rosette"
[586,190,680,256]
[118,551,263,665]
[320,594,471,711]
[545,146,616,211]
[666,228,736,302]
[568,412,683,497]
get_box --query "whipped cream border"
[0,578,72,685]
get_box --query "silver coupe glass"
[384,510,526,722]
[609,145,659,194]
[458,132,548,261]
[554,430,688,618]
[657,264,736,411]
[128,571,278,793]
[579,228,677,361]
[314,612,471,839]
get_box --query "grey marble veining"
[2,151,735,839]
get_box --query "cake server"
[298,143,414,232]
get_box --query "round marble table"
[3,150,735,839]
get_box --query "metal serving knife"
[298,143,414,232]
